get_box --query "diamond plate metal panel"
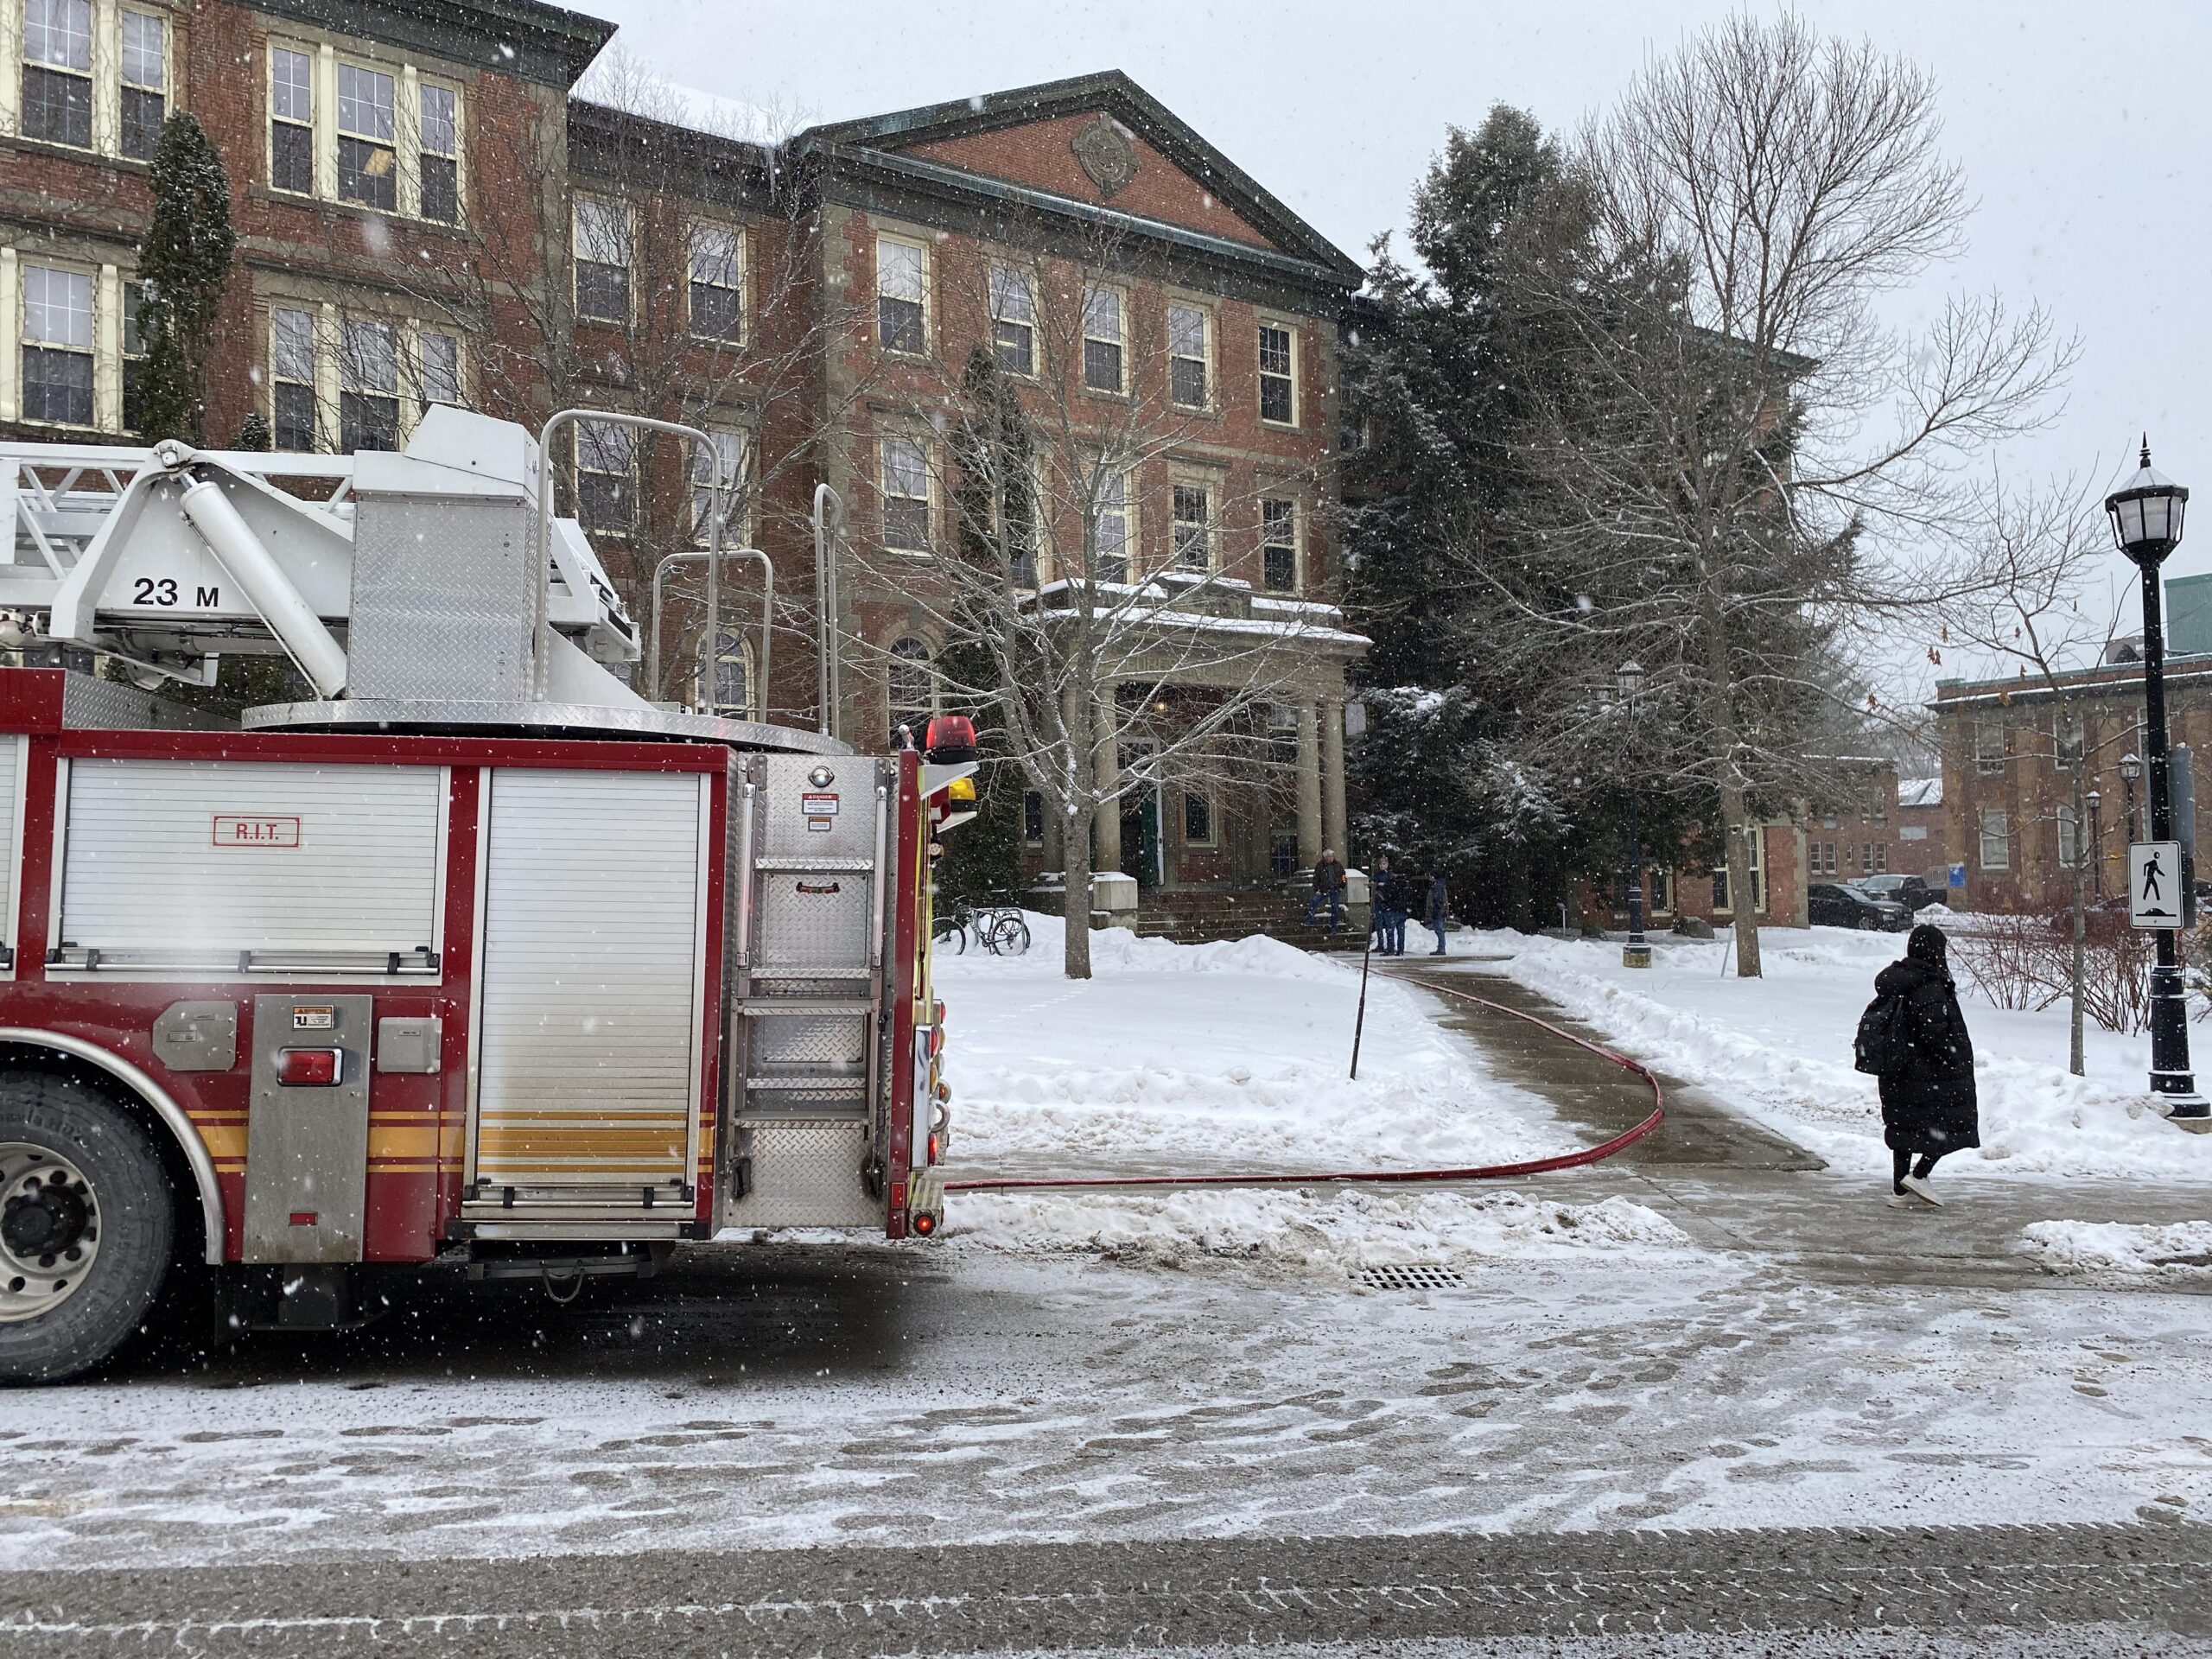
[759,754,881,861]
[726,1120,880,1228]
[747,1014,864,1068]
[756,875,873,973]
[347,493,538,702]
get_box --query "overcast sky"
[587,0,2212,693]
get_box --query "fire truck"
[0,407,967,1383]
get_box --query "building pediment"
[797,73,1358,286]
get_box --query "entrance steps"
[1123,886,1369,951]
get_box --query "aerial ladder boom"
[0,406,651,709]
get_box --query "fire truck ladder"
[723,751,896,1230]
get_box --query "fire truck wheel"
[0,1073,175,1385]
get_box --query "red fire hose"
[941,974,1664,1194]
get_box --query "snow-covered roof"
[1898,778,1941,808]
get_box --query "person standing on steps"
[1306,849,1345,932]
[1869,923,1980,1207]
[1425,871,1450,956]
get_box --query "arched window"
[887,636,935,743]
[700,629,752,721]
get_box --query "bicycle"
[931,899,975,955]
[976,906,1031,956]
[930,900,1030,957]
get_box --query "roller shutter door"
[471,768,706,1192]
[57,758,442,964]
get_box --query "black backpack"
[1853,990,1910,1076]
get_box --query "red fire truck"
[0,408,963,1382]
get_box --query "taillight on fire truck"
[276,1048,343,1086]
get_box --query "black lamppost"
[2121,751,2143,844]
[2088,789,2104,900]
[1618,660,1650,969]
[2106,441,2207,1121]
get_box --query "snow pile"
[950,1185,1690,1277]
[2021,1218,2212,1280]
[1483,928,2212,1180]
[938,912,1575,1175]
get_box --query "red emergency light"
[924,714,978,765]
[276,1047,343,1086]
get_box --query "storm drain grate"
[1359,1263,1465,1291]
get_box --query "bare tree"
[1937,476,2127,1073]
[846,235,1340,978]
[1499,13,2072,976]
[354,54,873,716]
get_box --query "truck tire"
[0,1072,175,1384]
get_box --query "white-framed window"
[690,427,748,547]
[21,263,92,426]
[699,628,753,721]
[1183,789,1216,847]
[335,61,397,212]
[337,315,397,451]
[990,264,1034,376]
[880,435,930,552]
[1980,809,2010,871]
[1172,480,1213,572]
[1974,718,2006,775]
[1873,842,1889,874]
[264,41,463,224]
[573,196,630,324]
[2056,809,2082,868]
[1258,320,1297,425]
[875,232,925,355]
[118,8,164,162]
[270,306,316,448]
[575,419,632,533]
[268,43,313,194]
[887,635,935,741]
[1092,466,1130,582]
[413,327,461,414]
[688,223,743,344]
[417,80,461,225]
[22,0,91,149]
[1082,283,1124,393]
[120,277,145,433]
[1261,496,1298,593]
[2055,716,2084,770]
[1168,300,1211,410]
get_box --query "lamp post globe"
[1617,661,1649,969]
[2106,440,2207,1124]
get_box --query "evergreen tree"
[134,113,237,443]
[931,346,1035,911]
[232,410,271,451]
[1343,108,1640,926]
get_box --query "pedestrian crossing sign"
[2131,841,2184,929]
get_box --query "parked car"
[1808,882,1910,931]
[1855,873,1942,914]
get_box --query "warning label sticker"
[801,792,840,816]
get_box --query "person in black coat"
[1873,923,1980,1206]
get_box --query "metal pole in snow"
[1351,874,1375,1080]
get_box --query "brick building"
[1934,627,2212,914]
[0,0,1367,901]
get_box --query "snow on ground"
[1476,925,2212,1181]
[2023,1218,2212,1281]
[951,1187,1692,1276]
[937,913,1575,1176]
[935,914,1665,1267]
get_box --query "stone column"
[1321,696,1348,861]
[1091,682,1121,874]
[1295,702,1323,867]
